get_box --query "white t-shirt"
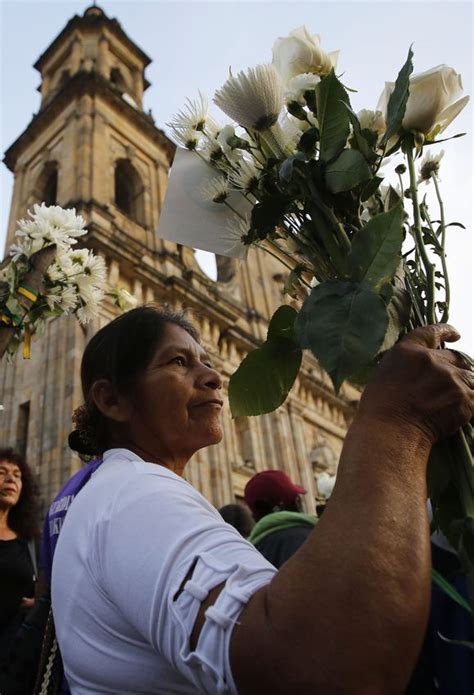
[52,448,276,694]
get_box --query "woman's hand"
[359,324,474,443]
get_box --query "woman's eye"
[172,356,186,366]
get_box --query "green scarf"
[248,511,317,547]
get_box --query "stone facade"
[0,6,358,512]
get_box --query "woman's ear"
[90,379,131,423]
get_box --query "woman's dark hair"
[68,305,200,457]
[218,504,254,538]
[0,447,40,539]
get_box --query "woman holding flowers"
[51,305,473,694]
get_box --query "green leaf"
[229,306,302,416]
[382,46,414,144]
[432,569,472,614]
[349,204,404,290]
[297,127,320,154]
[325,149,372,194]
[316,70,351,163]
[267,304,299,340]
[279,153,306,184]
[295,280,388,393]
[361,176,384,202]
[343,104,378,163]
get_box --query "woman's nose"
[202,366,223,390]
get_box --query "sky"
[0,0,473,351]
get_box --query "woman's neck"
[0,506,16,540]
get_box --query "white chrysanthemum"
[200,176,229,204]
[172,127,202,150]
[76,276,105,302]
[58,285,79,313]
[418,149,444,183]
[9,241,30,263]
[229,158,261,193]
[68,248,89,266]
[285,73,320,106]
[45,286,62,311]
[203,115,222,140]
[198,138,225,165]
[76,296,100,325]
[224,214,252,250]
[168,91,209,132]
[214,64,284,131]
[82,251,107,286]
[15,204,87,253]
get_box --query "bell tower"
[1,5,357,509]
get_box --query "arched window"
[114,159,145,225]
[110,67,127,91]
[33,161,58,206]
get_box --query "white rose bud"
[377,65,469,140]
[272,26,339,86]
[357,109,386,137]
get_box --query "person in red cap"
[245,470,317,568]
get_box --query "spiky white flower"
[15,204,87,252]
[224,213,252,251]
[168,91,209,133]
[285,73,320,106]
[172,127,202,150]
[200,177,229,204]
[229,158,261,193]
[76,296,100,325]
[82,251,107,286]
[198,138,225,165]
[418,149,445,183]
[214,64,284,131]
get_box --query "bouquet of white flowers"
[0,203,137,360]
[164,27,473,609]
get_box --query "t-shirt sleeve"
[96,472,276,694]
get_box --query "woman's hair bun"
[68,428,97,457]
[68,405,100,456]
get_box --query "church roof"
[34,5,152,72]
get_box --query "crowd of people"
[1,305,473,694]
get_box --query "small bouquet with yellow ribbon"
[0,203,136,361]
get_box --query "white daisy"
[172,127,202,150]
[200,176,229,204]
[418,149,444,183]
[82,251,107,286]
[168,92,209,133]
[214,64,284,131]
[229,158,261,193]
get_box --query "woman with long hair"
[0,448,39,653]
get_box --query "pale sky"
[1,0,472,351]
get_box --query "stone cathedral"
[0,6,357,512]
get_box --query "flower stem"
[432,174,450,322]
[405,143,436,324]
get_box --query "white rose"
[377,65,469,140]
[272,26,339,86]
[357,109,386,137]
[285,72,320,105]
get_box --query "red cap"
[244,470,306,514]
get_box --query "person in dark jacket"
[245,470,317,568]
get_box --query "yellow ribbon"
[23,327,31,360]
[18,285,38,303]
[0,313,11,325]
